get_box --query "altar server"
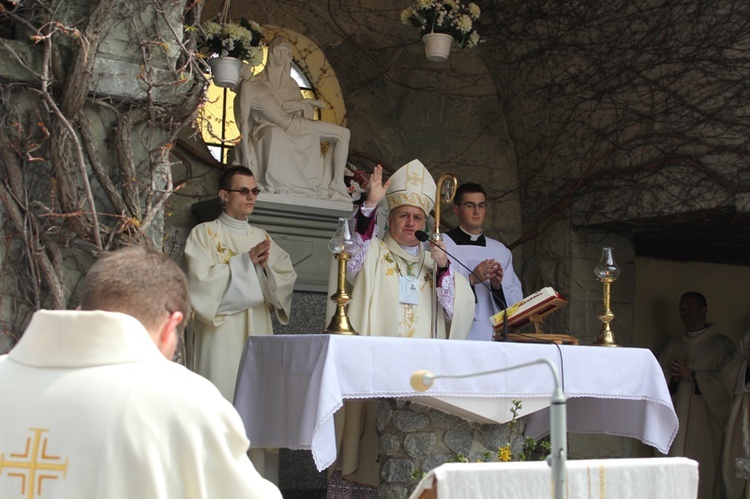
[444,182,523,341]
[345,160,474,339]
[184,165,296,401]
[0,246,282,499]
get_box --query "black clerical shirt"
[444,227,507,308]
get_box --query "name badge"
[399,275,420,305]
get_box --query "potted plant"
[401,0,481,62]
[196,19,265,89]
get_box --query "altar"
[408,458,698,499]
[233,334,678,472]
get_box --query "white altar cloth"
[408,458,698,499]
[233,335,677,471]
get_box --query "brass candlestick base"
[592,277,620,347]
[323,251,358,335]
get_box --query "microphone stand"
[416,230,509,341]
[411,359,567,499]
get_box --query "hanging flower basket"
[422,33,454,62]
[208,56,244,89]
[195,18,265,88]
[402,1,481,62]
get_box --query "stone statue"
[233,37,351,202]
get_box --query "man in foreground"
[0,246,281,499]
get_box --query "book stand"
[493,296,579,344]
[505,315,579,345]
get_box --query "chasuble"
[184,212,296,400]
[346,223,474,340]
[659,323,737,499]
[722,331,750,499]
[0,310,281,499]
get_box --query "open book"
[490,287,568,330]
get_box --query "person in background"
[443,182,523,341]
[721,330,750,499]
[658,291,737,499]
[0,246,282,499]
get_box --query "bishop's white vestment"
[345,215,474,340]
[184,212,296,401]
[0,310,282,499]
[330,209,474,487]
[658,323,737,499]
[444,227,523,341]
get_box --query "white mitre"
[385,159,436,216]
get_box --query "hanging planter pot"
[422,33,454,62]
[208,56,244,89]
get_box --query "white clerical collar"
[400,243,420,256]
[218,211,249,234]
[459,225,482,242]
[685,324,710,338]
[10,310,162,367]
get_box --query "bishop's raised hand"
[364,165,390,209]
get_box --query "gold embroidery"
[0,428,69,498]
[207,225,237,264]
[379,242,399,277]
[406,171,422,186]
[385,192,432,215]
[400,304,418,337]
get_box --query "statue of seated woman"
[233,36,351,202]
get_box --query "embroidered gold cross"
[1,428,69,498]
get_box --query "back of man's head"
[454,182,487,205]
[79,246,190,333]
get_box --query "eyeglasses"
[459,202,487,210]
[224,187,260,197]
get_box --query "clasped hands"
[669,358,693,381]
[470,259,503,289]
[250,239,270,267]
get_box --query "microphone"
[408,360,567,499]
[410,369,435,391]
[415,230,509,341]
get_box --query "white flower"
[348,181,363,202]
[198,19,265,62]
[248,46,264,66]
[469,3,480,20]
[403,0,480,49]
[401,7,414,24]
[456,14,472,33]
[203,21,222,37]
[467,30,480,47]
